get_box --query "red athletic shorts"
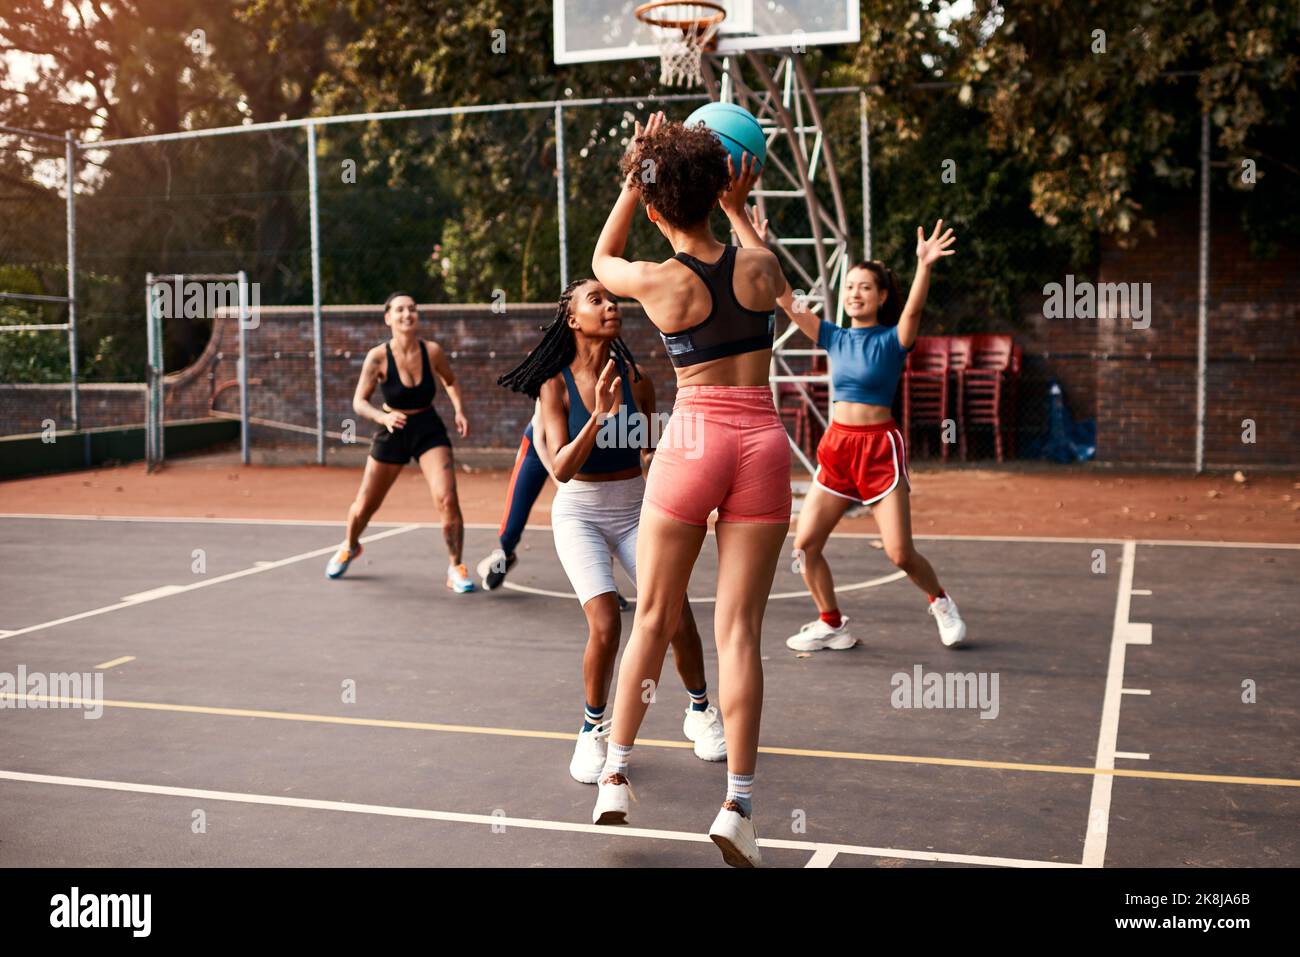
[813,419,910,505]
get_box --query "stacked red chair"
[902,336,951,461]
[962,334,1015,462]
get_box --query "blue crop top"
[560,354,645,474]
[818,320,911,407]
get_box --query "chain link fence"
[4,85,1258,468]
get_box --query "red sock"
[928,590,947,603]
[820,609,843,628]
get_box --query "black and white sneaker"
[476,548,517,590]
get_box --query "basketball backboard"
[553,0,860,64]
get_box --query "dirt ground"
[3,451,1296,542]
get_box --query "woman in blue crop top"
[497,278,728,787]
[323,292,476,593]
[728,179,968,651]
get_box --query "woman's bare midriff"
[832,400,894,425]
[672,349,773,388]
[573,465,644,483]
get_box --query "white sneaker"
[592,771,631,825]
[446,563,476,593]
[569,721,610,784]
[708,802,762,868]
[929,596,966,647]
[786,615,855,651]
[682,705,727,761]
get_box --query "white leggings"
[550,474,643,606]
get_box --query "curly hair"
[620,120,730,230]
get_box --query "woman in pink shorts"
[588,111,788,867]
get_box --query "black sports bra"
[660,246,775,368]
[380,340,437,409]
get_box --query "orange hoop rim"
[634,1,727,33]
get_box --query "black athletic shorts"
[369,408,452,464]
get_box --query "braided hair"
[497,278,644,399]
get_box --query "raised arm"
[896,220,956,349]
[592,111,666,300]
[719,155,819,343]
[537,360,622,483]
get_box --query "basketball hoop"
[635,1,727,87]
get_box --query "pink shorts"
[644,385,792,526]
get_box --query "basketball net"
[636,2,726,87]
[655,20,721,86]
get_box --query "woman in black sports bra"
[324,291,476,593]
[585,111,789,867]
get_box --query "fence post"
[65,130,79,432]
[144,274,154,471]
[1195,111,1209,473]
[307,124,325,465]
[859,90,871,261]
[555,103,569,289]
[238,269,250,465]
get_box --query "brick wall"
[0,383,146,436]
[3,200,1295,468]
[193,303,682,453]
[1018,202,1300,467]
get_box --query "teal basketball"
[685,101,766,176]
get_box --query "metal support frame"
[701,50,853,480]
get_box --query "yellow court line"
[5,693,1298,790]
[94,656,135,670]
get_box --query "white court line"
[1115,752,1150,761]
[121,584,186,602]
[1083,540,1150,868]
[1132,589,1153,596]
[503,569,908,604]
[0,769,1079,868]
[0,524,420,643]
[1121,688,1150,696]
[805,847,839,868]
[4,515,1298,550]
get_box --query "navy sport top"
[818,320,911,407]
[660,246,775,368]
[561,354,644,474]
[381,340,437,409]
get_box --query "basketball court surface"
[2,510,1296,868]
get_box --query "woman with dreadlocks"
[586,111,788,867]
[498,278,727,785]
